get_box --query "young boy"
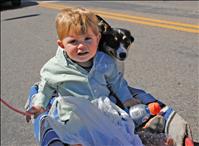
[27,7,140,121]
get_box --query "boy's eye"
[85,37,91,40]
[69,39,78,45]
[85,37,92,44]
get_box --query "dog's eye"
[123,37,131,44]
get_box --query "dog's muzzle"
[118,52,127,60]
[117,44,127,61]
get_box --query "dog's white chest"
[116,60,125,74]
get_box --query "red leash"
[0,98,32,116]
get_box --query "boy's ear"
[57,40,64,49]
[97,33,101,43]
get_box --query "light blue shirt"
[32,47,132,113]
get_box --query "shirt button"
[105,64,107,69]
[94,89,97,93]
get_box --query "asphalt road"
[1,1,199,146]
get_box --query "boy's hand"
[123,98,141,108]
[26,106,45,123]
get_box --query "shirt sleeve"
[106,60,132,103]
[32,78,55,109]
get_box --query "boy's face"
[57,27,100,63]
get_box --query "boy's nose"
[77,43,86,49]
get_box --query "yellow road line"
[101,14,199,34]
[38,2,199,34]
[95,10,199,29]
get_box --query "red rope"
[0,98,33,116]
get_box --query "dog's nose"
[119,52,126,59]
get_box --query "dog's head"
[97,15,134,61]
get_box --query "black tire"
[11,0,21,6]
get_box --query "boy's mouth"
[77,51,89,56]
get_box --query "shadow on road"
[3,13,40,21]
[0,1,38,11]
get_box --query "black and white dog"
[96,15,135,107]
[97,15,134,61]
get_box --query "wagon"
[25,82,194,146]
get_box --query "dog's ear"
[130,36,134,43]
[96,15,112,33]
